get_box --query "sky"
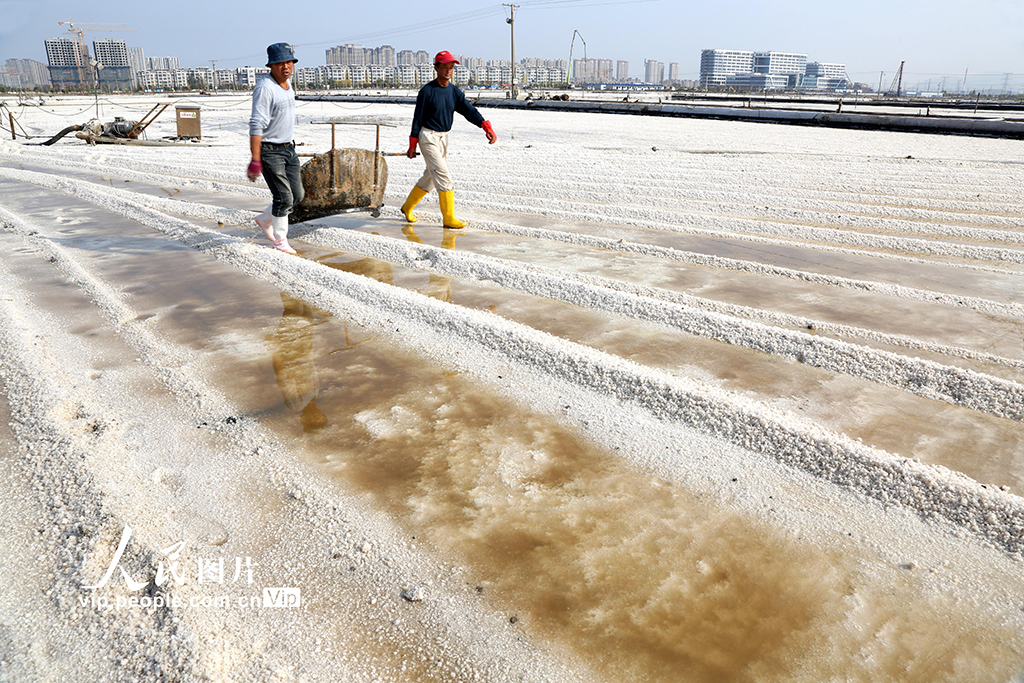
[3,0,1024,90]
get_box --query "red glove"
[407,136,418,158]
[481,120,496,144]
[246,159,262,181]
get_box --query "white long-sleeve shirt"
[249,76,295,144]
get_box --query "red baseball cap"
[434,51,460,65]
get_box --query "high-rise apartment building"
[644,59,665,84]
[327,44,396,67]
[92,39,134,89]
[45,37,90,87]
[148,56,180,71]
[370,45,396,67]
[127,47,146,75]
[326,44,365,66]
[571,58,613,84]
[45,37,88,67]
[616,60,629,81]
[5,59,51,88]
[93,39,130,67]
[668,62,680,83]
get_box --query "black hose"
[39,124,84,146]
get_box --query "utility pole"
[504,4,519,99]
[210,60,217,90]
[89,59,104,116]
[877,71,884,98]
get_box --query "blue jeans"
[260,141,305,218]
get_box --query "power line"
[214,0,663,64]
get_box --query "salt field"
[1,93,1023,682]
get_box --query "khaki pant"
[414,127,453,193]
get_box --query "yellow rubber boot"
[401,225,425,244]
[438,190,466,229]
[440,229,459,249]
[400,185,428,223]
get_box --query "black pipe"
[39,124,84,146]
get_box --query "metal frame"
[295,119,399,218]
[309,119,396,193]
[126,102,171,139]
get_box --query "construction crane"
[887,61,905,97]
[567,30,586,87]
[56,19,135,90]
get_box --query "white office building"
[699,49,754,87]
[805,62,847,79]
[754,51,807,75]
[725,73,791,90]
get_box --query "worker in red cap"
[401,50,497,229]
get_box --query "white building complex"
[700,48,850,91]
[292,61,566,89]
[754,51,807,76]
[699,50,754,87]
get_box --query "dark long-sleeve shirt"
[410,80,485,138]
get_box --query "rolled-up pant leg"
[415,128,452,193]
[261,142,305,218]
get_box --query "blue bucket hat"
[266,43,297,67]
